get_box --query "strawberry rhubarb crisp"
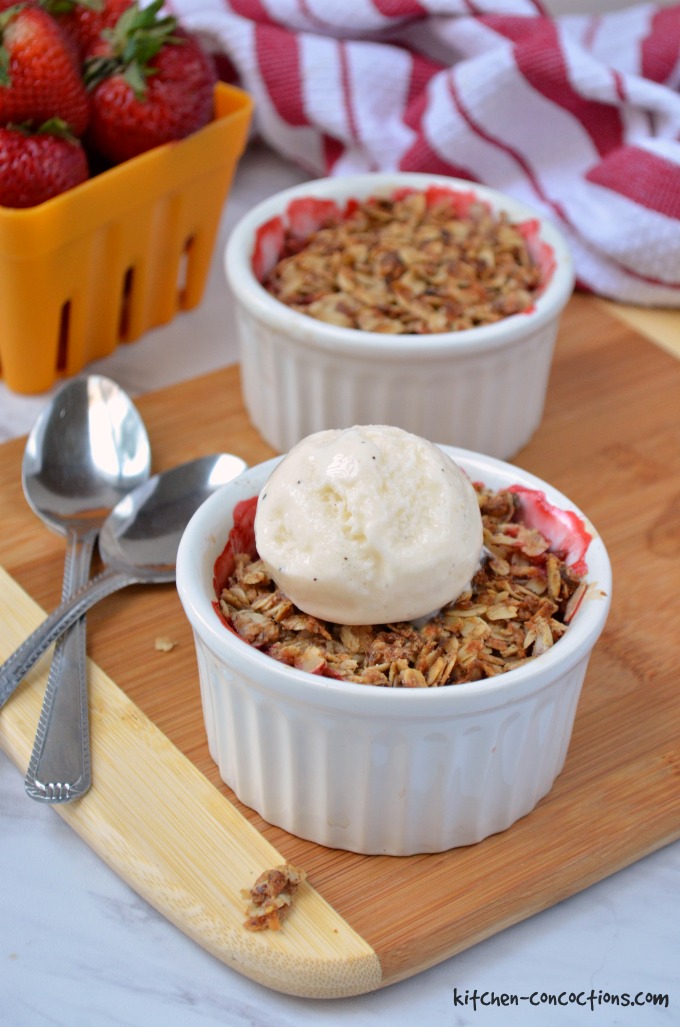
[258,188,545,334]
[213,483,590,688]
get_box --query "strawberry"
[40,0,133,60]
[0,3,89,136]
[83,0,216,164]
[0,119,88,206]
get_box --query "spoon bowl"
[21,375,151,802]
[23,375,152,533]
[0,453,249,710]
[98,455,246,577]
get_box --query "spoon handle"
[0,567,134,712]
[24,531,96,803]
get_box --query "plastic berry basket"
[0,82,253,395]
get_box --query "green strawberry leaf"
[36,117,81,142]
[122,59,152,99]
[0,5,29,87]
[0,48,10,89]
[39,0,104,15]
[4,118,80,141]
[0,4,27,29]
[83,0,183,97]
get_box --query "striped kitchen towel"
[171,0,680,307]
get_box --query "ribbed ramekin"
[176,447,611,856]
[224,173,574,460]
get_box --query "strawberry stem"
[83,0,182,98]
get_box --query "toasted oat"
[262,191,542,334]
[217,485,586,687]
[154,636,177,652]
[242,864,307,931]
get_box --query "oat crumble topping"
[216,485,586,687]
[262,191,542,334]
[242,864,307,931]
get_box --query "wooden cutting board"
[1,293,679,999]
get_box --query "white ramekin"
[176,447,611,856]
[224,173,575,460]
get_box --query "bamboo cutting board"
[1,293,679,998]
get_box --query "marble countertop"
[2,143,678,1027]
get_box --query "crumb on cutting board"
[242,864,307,931]
[154,637,178,652]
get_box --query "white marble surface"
[1,143,679,1027]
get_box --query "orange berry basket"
[0,82,253,394]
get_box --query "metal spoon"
[21,375,152,803]
[0,453,248,711]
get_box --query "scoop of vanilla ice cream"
[253,425,483,625]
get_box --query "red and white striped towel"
[171,0,680,307]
